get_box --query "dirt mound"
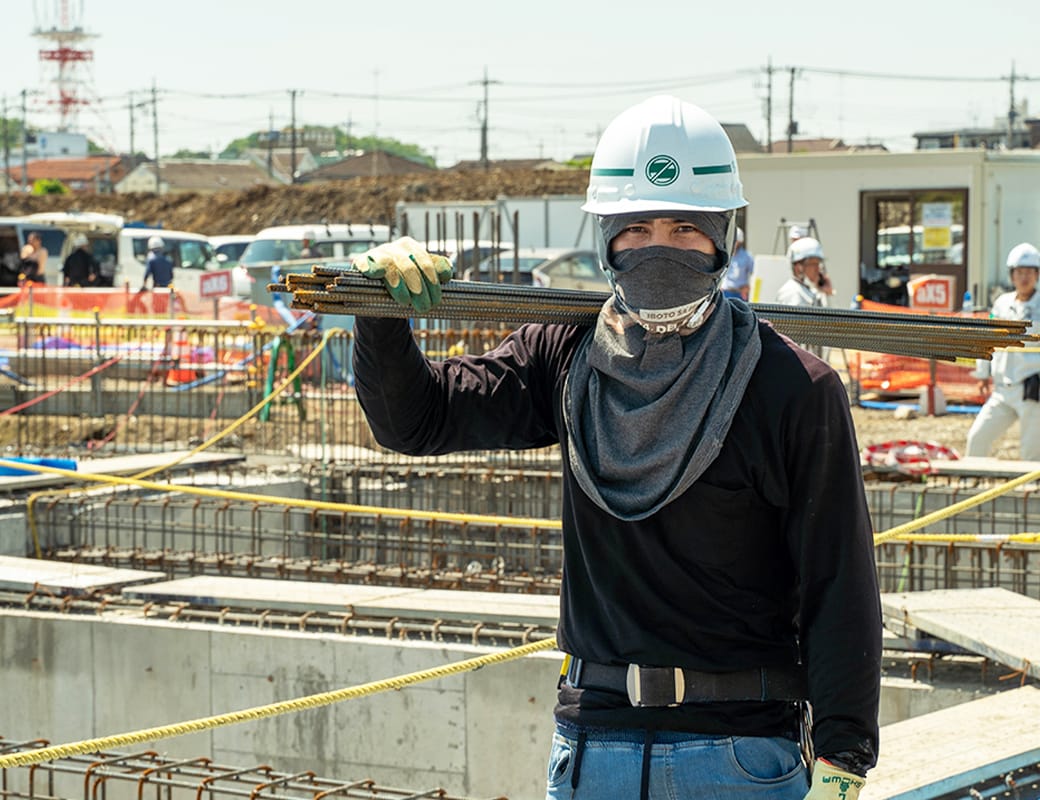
[0,168,590,235]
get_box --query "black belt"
[563,656,808,707]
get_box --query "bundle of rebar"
[271,264,1037,361]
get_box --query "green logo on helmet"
[645,155,679,186]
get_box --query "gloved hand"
[803,759,865,799]
[351,236,453,313]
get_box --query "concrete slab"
[0,555,164,595]
[881,587,1040,679]
[861,686,1040,799]
[122,575,560,626]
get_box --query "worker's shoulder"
[754,320,840,386]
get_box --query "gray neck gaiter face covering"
[563,297,762,521]
[611,246,724,333]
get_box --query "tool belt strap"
[563,656,808,708]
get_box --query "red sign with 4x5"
[199,270,232,299]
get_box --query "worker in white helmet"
[142,235,174,289]
[777,237,831,308]
[350,96,879,799]
[966,242,1040,460]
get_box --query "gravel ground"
[850,404,1019,460]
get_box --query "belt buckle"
[625,664,686,707]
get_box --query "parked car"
[240,223,393,306]
[210,234,255,297]
[0,216,65,286]
[463,247,602,289]
[530,249,605,291]
[22,212,242,301]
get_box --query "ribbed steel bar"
[270,266,1036,361]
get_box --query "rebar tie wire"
[273,266,1035,362]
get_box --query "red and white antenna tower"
[32,0,97,131]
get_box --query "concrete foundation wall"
[0,608,1010,800]
[0,609,560,800]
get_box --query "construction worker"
[142,235,174,290]
[18,231,49,285]
[778,237,831,307]
[350,96,880,799]
[61,234,99,287]
[721,226,754,299]
[966,242,1040,460]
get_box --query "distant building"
[5,154,130,192]
[721,123,764,153]
[115,159,281,194]
[300,151,435,182]
[242,147,320,183]
[913,123,1039,150]
[767,137,887,154]
[447,157,568,171]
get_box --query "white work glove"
[803,759,865,799]
[351,236,453,313]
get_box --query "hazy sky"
[3,0,1038,166]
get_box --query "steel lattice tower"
[32,0,96,131]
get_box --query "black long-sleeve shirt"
[353,315,880,771]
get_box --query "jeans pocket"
[727,736,805,783]
[545,732,575,789]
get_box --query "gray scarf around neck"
[564,296,761,520]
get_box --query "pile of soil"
[0,168,590,235]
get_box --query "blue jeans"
[545,722,809,799]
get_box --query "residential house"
[115,159,281,194]
[298,151,435,182]
[4,155,131,193]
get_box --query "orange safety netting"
[0,285,256,321]
[846,298,987,404]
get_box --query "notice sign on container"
[922,202,953,250]
[199,270,233,299]
[907,274,955,312]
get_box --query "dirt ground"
[851,404,1015,458]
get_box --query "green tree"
[219,124,435,167]
[31,178,69,195]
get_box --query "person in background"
[19,231,49,284]
[777,237,829,308]
[349,95,880,800]
[142,235,174,289]
[61,234,100,287]
[300,230,320,259]
[966,242,1040,460]
[721,226,754,300]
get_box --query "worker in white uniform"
[966,242,1040,461]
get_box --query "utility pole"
[2,96,10,195]
[289,89,298,184]
[127,90,134,159]
[1007,61,1018,148]
[152,81,160,195]
[474,66,500,170]
[21,88,29,191]
[786,67,797,154]
[267,109,274,178]
[765,57,773,154]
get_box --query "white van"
[22,211,247,300]
[240,222,392,306]
[0,216,66,286]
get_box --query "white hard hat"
[72,233,89,248]
[147,235,165,251]
[789,225,806,241]
[736,226,745,243]
[1007,242,1040,269]
[581,95,747,216]
[789,236,824,263]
